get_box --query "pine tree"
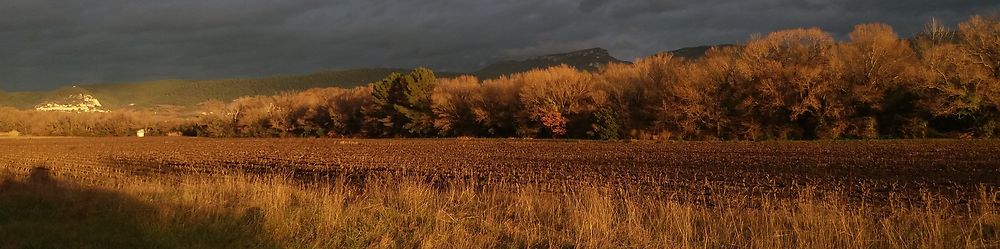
[368,68,437,137]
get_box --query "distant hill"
[0,68,457,109]
[658,44,738,60]
[0,46,734,110]
[475,48,628,79]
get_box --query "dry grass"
[1,164,997,249]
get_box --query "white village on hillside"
[34,94,108,113]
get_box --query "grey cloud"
[578,0,610,13]
[0,0,998,91]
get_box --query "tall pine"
[369,68,437,137]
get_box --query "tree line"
[2,15,998,140]
[0,107,186,137]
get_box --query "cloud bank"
[0,0,996,91]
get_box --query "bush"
[590,107,622,140]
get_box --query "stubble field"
[0,137,998,248]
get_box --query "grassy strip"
[0,166,997,248]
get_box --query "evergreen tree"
[369,68,437,137]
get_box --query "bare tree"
[734,28,836,139]
[431,75,483,136]
[828,23,918,138]
[516,65,604,138]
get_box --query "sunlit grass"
[1,165,996,248]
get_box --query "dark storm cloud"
[0,0,997,91]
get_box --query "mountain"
[659,44,738,60]
[475,48,628,79]
[0,46,728,111]
[0,68,457,110]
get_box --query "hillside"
[660,44,738,60]
[0,46,730,110]
[0,86,97,110]
[0,68,453,109]
[475,48,628,79]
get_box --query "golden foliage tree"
[733,28,836,139]
[326,86,373,137]
[917,15,1000,137]
[600,54,719,139]
[828,23,918,138]
[477,76,526,137]
[516,65,605,138]
[431,76,484,136]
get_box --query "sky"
[0,0,997,91]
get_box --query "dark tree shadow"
[0,167,275,249]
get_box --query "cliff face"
[35,94,108,113]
